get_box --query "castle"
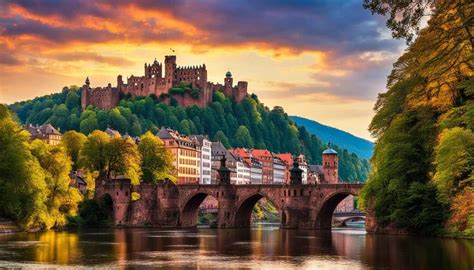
[81,55,248,110]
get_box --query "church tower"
[322,143,338,183]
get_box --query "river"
[0,225,473,269]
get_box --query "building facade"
[251,149,274,184]
[157,127,200,184]
[191,135,212,185]
[272,155,286,184]
[24,123,62,145]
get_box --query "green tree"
[0,105,50,230]
[81,130,111,179]
[138,132,175,183]
[234,125,254,148]
[29,140,83,228]
[434,127,474,203]
[106,137,141,184]
[214,130,230,148]
[61,130,87,170]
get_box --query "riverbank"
[0,219,21,234]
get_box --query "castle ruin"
[81,55,248,110]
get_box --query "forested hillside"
[362,1,473,236]
[9,89,369,182]
[290,116,374,159]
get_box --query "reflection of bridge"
[333,211,366,227]
[95,158,364,229]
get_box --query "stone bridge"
[96,179,363,229]
[95,157,364,229]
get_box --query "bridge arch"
[233,192,282,228]
[179,192,217,227]
[314,190,358,229]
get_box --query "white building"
[249,157,263,184]
[235,157,251,184]
[191,135,212,184]
[297,154,308,184]
[272,155,285,184]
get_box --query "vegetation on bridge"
[361,0,474,236]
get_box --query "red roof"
[251,149,272,158]
[275,153,293,165]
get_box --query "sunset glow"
[0,0,405,139]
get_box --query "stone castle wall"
[81,55,248,110]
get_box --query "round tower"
[322,143,338,183]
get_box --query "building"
[251,149,274,184]
[322,144,339,184]
[191,135,212,184]
[157,127,200,184]
[308,164,324,184]
[235,156,251,184]
[275,153,292,184]
[69,172,87,194]
[297,154,309,184]
[81,78,120,110]
[249,157,263,185]
[229,148,263,185]
[211,141,237,184]
[272,155,286,184]
[24,123,62,145]
[105,127,121,138]
[81,55,249,110]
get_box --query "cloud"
[50,51,133,66]
[1,0,400,54]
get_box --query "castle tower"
[224,70,233,97]
[322,143,338,183]
[150,58,162,79]
[165,55,177,90]
[117,75,123,90]
[81,77,90,110]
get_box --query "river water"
[0,225,473,269]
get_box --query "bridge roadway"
[96,179,364,229]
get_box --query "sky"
[0,0,405,140]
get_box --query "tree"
[214,130,231,149]
[138,132,175,183]
[234,125,254,148]
[0,105,49,230]
[363,1,473,47]
[434,127,474,203]
[61,130,87,170]
[29,140,83,228]
[106,137,141,184]
[81,130,111,179]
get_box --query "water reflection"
[0,226,472,269]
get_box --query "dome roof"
[323,148,337,155]
[225,71,232,78]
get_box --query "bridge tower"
[322,143,339,183]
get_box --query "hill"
[290,116,374,159]
[9,88,370,182]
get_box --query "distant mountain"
[290,116,374,160]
